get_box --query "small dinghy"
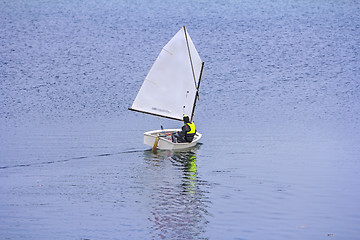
[144,129,202,151]
[129,26,205,150]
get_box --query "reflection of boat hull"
[144,129,202,150]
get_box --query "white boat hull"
[144,129,202,150]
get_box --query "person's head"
[183,115,190,123]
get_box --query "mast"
[190,61,205,122]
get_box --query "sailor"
[172,115,196,143]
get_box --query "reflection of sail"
[142,146,210,239]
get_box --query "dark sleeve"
[182,124,190,132]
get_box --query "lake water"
[1,0,360,239]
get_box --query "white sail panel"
[130,27,203,121]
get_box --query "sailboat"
[129,26,204,150]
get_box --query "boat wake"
[0,149,147,170]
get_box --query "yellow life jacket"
[186,122,196,134]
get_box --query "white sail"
[129,26,203,121]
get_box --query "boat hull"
[144,129,202,150]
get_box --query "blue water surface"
[1,0,359,239]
